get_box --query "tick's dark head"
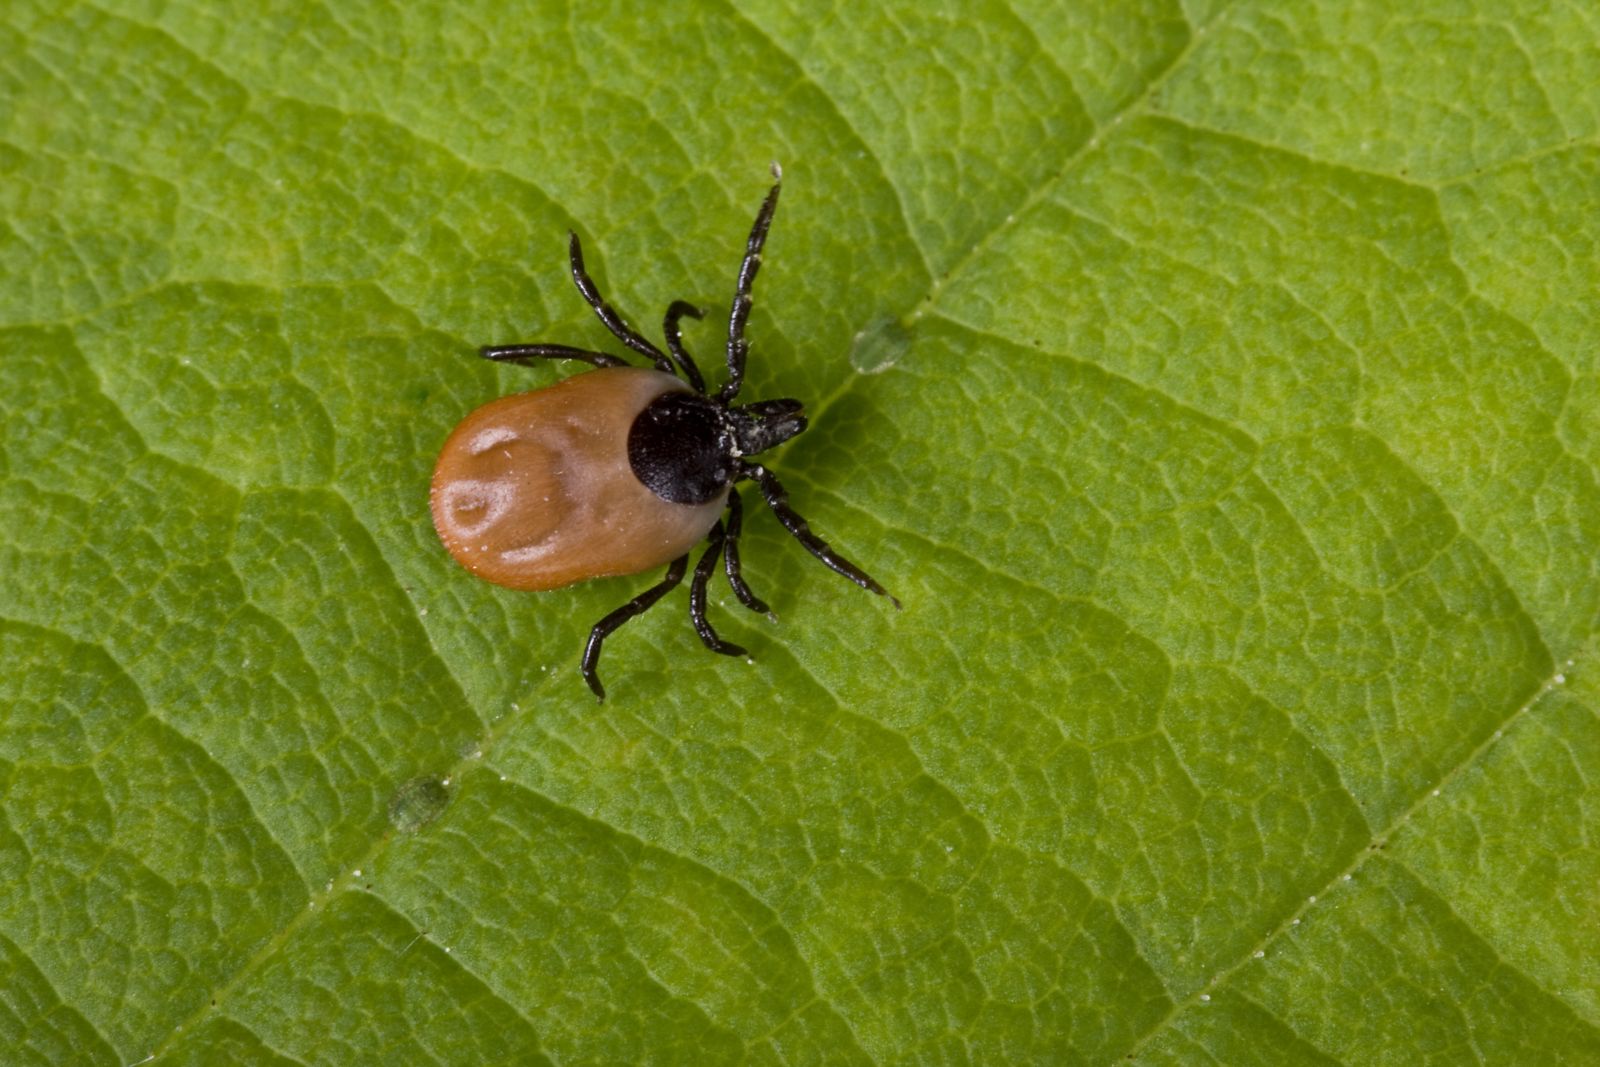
[729,398,807,457]
[627,391,808,506]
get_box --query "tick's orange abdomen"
[430,367,729,590]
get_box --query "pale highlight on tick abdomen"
[430,367,729,590]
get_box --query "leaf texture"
[2,1,1598,1063]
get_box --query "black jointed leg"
[480,343,628,368]
[722,489,772,616]
[690,522,747,657]
[719,166,782,401]
[581,555,690,701]
[662,300,708,393]
[567,232,677,375]
[741,461,900,608]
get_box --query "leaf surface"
[3,1,1598,1063]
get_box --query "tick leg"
[741,461,900,608]
[718,165,783,402]
[581,555,689,701]
[567,232,677,375]
[662,300,708,393]
[480,343,628,368]
[723,489,773,617]
[690,521,748,657]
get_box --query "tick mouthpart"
[729,399,806,457]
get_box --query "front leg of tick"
[581,555,690,701]
[740,461,900,608]
[718,166,782,402]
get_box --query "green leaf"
[3,0,1598,1062]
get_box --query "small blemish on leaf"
[849,314,912,374]
[389,775,451,833]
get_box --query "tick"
[431,167,897,700]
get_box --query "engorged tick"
[430,165,898,699]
